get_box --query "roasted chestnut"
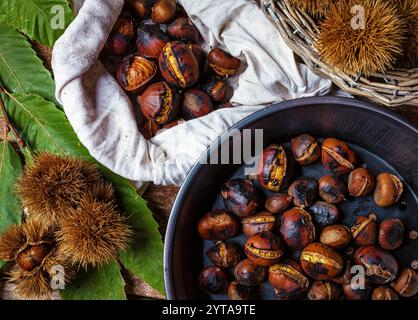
[234,259,267,286]
[208,48,241,76]
[228,281,255,300]
[309,201,340,227]
[265,193,292,215]
[372,286,399,300]
[199,266,229,294]
[138,82,180,124]
[288,177,318,208]
[159,41,200,88]
[280,208,316,249]
[256,145,295,192]
[151,0,177,24]
[206,241,241,268]
[181,88,214,120]
[350,214,377,246]
[348,168,375,197]
[320,225,351,249]
[331,259,352,285]
[106,14,135,56]
[221,178,260,217]
[374,173,404,207]
[268,260,310,300]
[139,120,161,139]
[197,210,239,241]
[244,231,283,267]
[127,0,154,19]
[136,25,170,59]
[391,268,418,298]
[321,138,357,175]
[291,134,320,165]
[188,44,206,74]
[354,245,398,284]
[378,218,404,250]
[307,281,342,300]
[167,17,201,44]
[116,55,157,92]
[242,212,276,237]
[343,278,373,300]
[300,243,343,280]
[318,175,346,204]
[202,76,229,103]
[16,243,52,272]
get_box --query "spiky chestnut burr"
[288,0,336,17]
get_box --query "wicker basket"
[260,0,418,107]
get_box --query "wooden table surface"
[1,42,417,299]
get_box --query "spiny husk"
[56,193,133,269]
[393,0,418,66]
[16,153,104,226]
[317,0,405,76]
[88,180,116,204]
[0,224,25,260]
[288,0,336,17]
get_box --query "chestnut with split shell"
[208,48,241,77]
[233,258,267,287]
[350,214,377,246]
[391,268,418,298]
[291,134,320,165]
[307,281,342,300]
[348,168,375,197]
[309,201,340,227]
[378,218,404,251]
[372,286,399,300]
[288,177,318,208]
[374,173,404,207]
[300,243,343,280]
[199,266,229,295]
[320,225,351,249]
[242,212,276,237]
[244,231,283,267]
[321,138,357,175]
[221,178,260,218]
[318,175,346,204]
[116,55,157,92]
[197,210,239,241]
[205,242,241,269]
[280,207,316,249]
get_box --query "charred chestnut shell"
[206,241,242,268]
[106,14,136,56]
[309,201,340,227]
[391,268,418,298]
[300,243,343,280]
[181,88,214,120]
[197,210,239,241]
[159,41,200,88]
[343,279,373,300]
[372,286,399,300]
[348,168,375,197]
[354,245,399,285]
[202,75,229,103]
[307,281,342,300]
[127,0,155,19]
[242,212,276,237]
[116,55,157,92]
[288,177,318,208]
[280,208,316,249]
[228,281,256,300]
[291,134,320,165]
[321,138,357,175]
[268,260,310,300]
[378,218,404,250]
[221,178,260,218]
[256,145,295,192]
[350,214,377,246]
[199,266,229,294]
[167,17,201,44]
[234,259,267,287]
[151,0,177,24]
[208,48,241,76]
[320,225,351,249]
[265,193,293,215]
[244,231,283,267]
[138,81,180,124]
[136,25,170,59]
[374,173,404,207]
[318,175,346,204]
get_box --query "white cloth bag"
[52,0,331,186]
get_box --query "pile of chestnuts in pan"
[102,0,241,139]
[197,134,418,300]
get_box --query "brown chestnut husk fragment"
[268,260,310,300]
[256,145,295,192]
[280,208,316,249]
[350,214,377,246]
[374,173,404,207]
[348,168,375,197]
[321,138,357,175]
[242,212,276,237]
[116,55,157,92]
[391,268,418,298]
[221,178,260,218]
[318,175,346,204]
[320,225,351,249]
[159,41,200,88]
[138,81,180,124]
[202,76,229,103]
[291,134,320,165]
[234,259,267,287]
[244,231,283,267]
[199,266,229,294]
[167,17,201,44]
[16,242,53,272]
[378,218,404,250]
[354,245,398,285]
[208,48,241,76]
[197,210,239,241]
[372,286,399,300]
[307,281,342,300]
[228,281,255,300]
[136,25,170,59]
[151,0,177,24]
[205,242,241,268]
[309,201,339,227]
[265,193,292,215]
[181,88,214,120]
[288,177,318,208]
[300,243,343,280]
